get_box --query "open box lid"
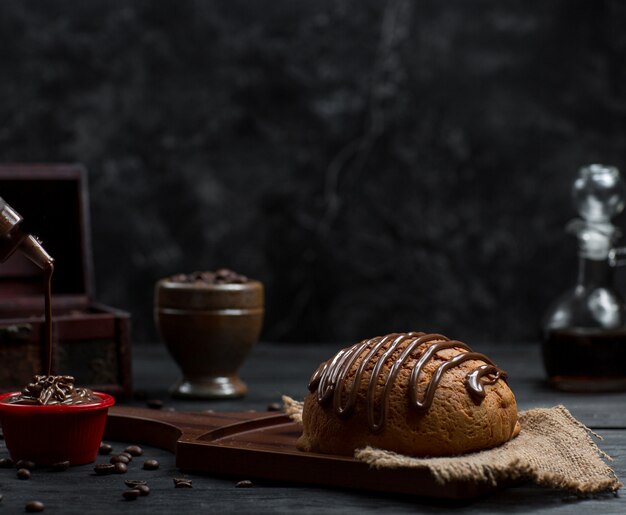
[0,164,94,310]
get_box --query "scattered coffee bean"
[136,484,150,496]
[110,455,130,465]
[16,460,36,470]
[236,480,254,488]
[25,500,44,512]
[119,452,133,461]
[143,459,159,470]
[98,443,113,455]
[266,402,282,412]
[124,479,147,488]
[114,463,128,474]
[173,478,193,488]
[94,464,115,475]
[51,461,70,472]
[146,399,163,410]
[17,468,31,480]
[0,457,14,468]
[0,493,3,502]
[122,489,140,501]
[124,445,143,457]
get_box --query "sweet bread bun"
[297,332,520,457]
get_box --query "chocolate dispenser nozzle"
[0,196,54,269]
[21,234,54,270]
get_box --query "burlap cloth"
[282,396,622,495]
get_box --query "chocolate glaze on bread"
[298,332,520,457]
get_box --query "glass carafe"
[542,164,626,391]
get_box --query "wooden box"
[0,164,131,397]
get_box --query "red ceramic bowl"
[0,392,115,466]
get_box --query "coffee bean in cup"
[169,269,248,285]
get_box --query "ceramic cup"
[0,392,115,465]
[154,277,264,399]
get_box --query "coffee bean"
[119,452,133,461]
[16,460,35,470]
[51,461,70,472]
[98,443,113,455]
[266,402,282,412]
[94,464,115,475]
[122,489,140,501]
[146,399,163,410]
[25,500,44,512]
[17,468,31,480]
[235,480,254,488]
[124,479,147,488]
[114,463,128,474]
[0,457,14,468]
[0,493,3,502]
[143,459,159,470]
[110,455,129,465]
[136,484,150,496]
[173,478,193,488]
[124,445,143,457]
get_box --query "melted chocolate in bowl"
[3,375,100,406]
[308,332,507,433]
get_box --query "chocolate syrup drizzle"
[308,332,507,433]
[43,262,53,376]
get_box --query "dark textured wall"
[1,0,626,343]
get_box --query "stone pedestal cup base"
[171,374,247,399]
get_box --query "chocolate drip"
[308,332,507,433]
[43,262,54,376]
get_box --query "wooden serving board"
[104,406,501,500]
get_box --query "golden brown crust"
[297,335,520,457]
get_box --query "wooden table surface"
[1,341,624,514]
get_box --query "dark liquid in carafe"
[542,328,626,391]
